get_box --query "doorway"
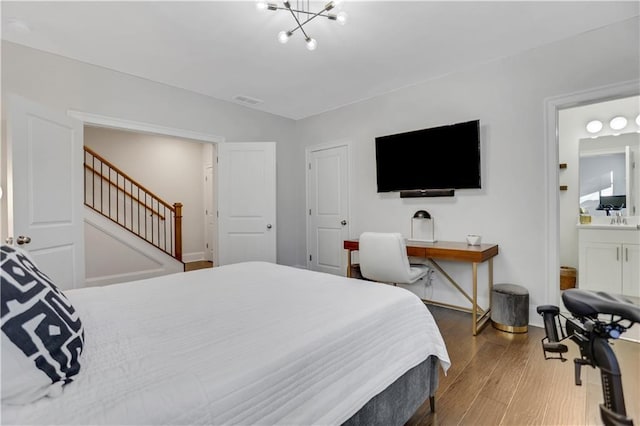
[545,81,639,309]
[84,125,214,260]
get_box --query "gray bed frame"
[342,355,439,426]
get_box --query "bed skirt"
[342,355,439,426]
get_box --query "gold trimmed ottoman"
[491,283,529,333]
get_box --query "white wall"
[295,18,640,318]
[0,41,304,267]
[85,126,206,261]
[84,207,184,286]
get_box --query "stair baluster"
[83,146,183,261]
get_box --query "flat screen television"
[375,120,481,193]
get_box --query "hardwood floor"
[184,260,213,271]
[406,305,640,426]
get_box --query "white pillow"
[1,245,84,404]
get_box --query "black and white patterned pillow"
[1,245,84,404]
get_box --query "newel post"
[173,202,183,261]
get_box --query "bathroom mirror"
[579,133,640,216]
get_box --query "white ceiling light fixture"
[609,116,628,131]
[635,114,640,126]
[257,0,347,50]
[586,120,603,133]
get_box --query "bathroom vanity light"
[586,120,603,133]
[609,116,628,131]
[411,210,436,243]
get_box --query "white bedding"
[2,262,450,425]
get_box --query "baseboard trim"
[183,252,205,263]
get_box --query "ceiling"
[2,1,639,120]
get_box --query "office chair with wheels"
[359,232,429,286]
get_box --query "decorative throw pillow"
[1,245,84,404]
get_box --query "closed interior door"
[307,145,349,275]
[7,95,85,289]
[217,142,276,265]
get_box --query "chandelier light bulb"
[609,116,627,131]
[636,114,640,126]
[586,120,603,134]
[336,11,348,25]
[306,37,318,51]
[277,31,290,44]
[256,0,268,11]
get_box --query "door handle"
[16,236,31,245]
[341,220,347,226]
[266,224,272,229]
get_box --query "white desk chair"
[359,232,430,285]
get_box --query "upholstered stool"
[491,283,529,333]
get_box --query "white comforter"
[2,262,450,425]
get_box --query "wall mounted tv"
[375,120,481,195]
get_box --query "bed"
[1,249,450,425]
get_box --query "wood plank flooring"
[406,305,640,426]
[184,260,213,271]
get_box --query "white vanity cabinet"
[578,227,640,297]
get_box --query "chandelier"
[256,0,348,50]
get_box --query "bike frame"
[538,305,634,426]
[565,318,631,426]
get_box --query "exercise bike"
[537,289,640,426]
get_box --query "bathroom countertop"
[576,223,640,230]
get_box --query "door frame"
[67,110,224,266]
[305,141,352,274]
[543,79,639,307]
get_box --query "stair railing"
[84,146,183,261]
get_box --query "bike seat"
[562,289,640,323]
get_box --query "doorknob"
[16,236,31,245]
[341,220,348,226]
[266,224,273,229]
[5,237,13,245]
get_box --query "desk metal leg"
[420,258,493,335]
[473,259,493,335]
[472,262,478,335]
[489,257,494,312]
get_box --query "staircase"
[83,146,184,284]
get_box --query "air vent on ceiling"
[233,95,264,106]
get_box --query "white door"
[204,165,215,262]
[307,145,350,275]
[217,142,276,265]
[6,95,85,290]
